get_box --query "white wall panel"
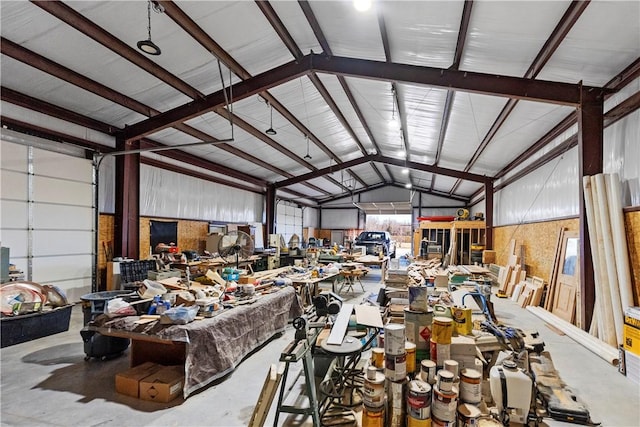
[98,155,115,214]
[33,148,93,181]
[495,148,579,225]
[1,170,27,200]
[32,204,94,230]
[140,165,262,223]
[1,139,28,171]
[603,110,640,206]
[321,209,359,229]
[33,176,93,206]
[33,231,93,257]
[31,255,92,284]
[1,230,28,257]
[1,200,28,229]
[304,207,319,229]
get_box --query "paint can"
[476,416,503,427]
[384,323,406,355]
[404,307,433,357]
[432,385,458,422]
[378,331,384,348]
[459,368,482,404]
[457,403,482,426]
[363,367,386,408]
[371,348,385,369]
[406,379,432,420]
[407,415,432,427]
[362,404,385,427]
[452,306,473,336]
[420,359,437,385]
[432,316,453,344]
[437,369,455,392]
[409,285,429,312]
[385,353,407,381]
[431,415,456,427]
[430,339,451,368]
[443,359,459,380]
[386,378,407,427]
[406,342,417,374]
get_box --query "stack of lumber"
[386,269,409,288]
[582,173,634,347]
[497,240,526,298]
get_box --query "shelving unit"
[413,221,486,264]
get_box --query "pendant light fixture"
[265,102,277,135]
[303,136,312,160]
[137,0,161,56]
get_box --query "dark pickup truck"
[354,231,396,258]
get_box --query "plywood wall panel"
[493,218,579,280]
[98,214,114,269]
[139,217,208,259]
[624,210,640,305]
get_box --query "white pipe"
[588,176,617,344]
[594,174,624,345]
[605,173,634,311]
[527,306,619,366]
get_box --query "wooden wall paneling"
[624,210,640,306]
[493,218,579,282]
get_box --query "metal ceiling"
[1,0,639,207]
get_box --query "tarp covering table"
[96,286,302,397]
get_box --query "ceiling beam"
[1,115,112,153]
[1,86,117,135]
[374,155,489,183]
[124,51,601,142]
[447,0,590,195]
[0,37,289,185]
[31,0,201,99]
[495,56,640,182]
[311,54,601,106]
[431,0,473,191]
[275,155,376,188]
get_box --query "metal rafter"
[431,0,473,191]
[495,56,640,182]
[447,0,590,195]
[255,0,367,190]
[0,37,282,186]
[33,2,339,196]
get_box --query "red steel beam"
[113,134,140,259]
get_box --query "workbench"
[288,272,341,305]
[354,255,389,284]
[89,286,302,398]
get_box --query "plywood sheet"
[625,210,640,306]
[493,218,579,281]
[139,217,209,260]
[99,214,114,269]
[355,305,383,328]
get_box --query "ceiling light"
[397,149,406,157]
[354,0,372,12]
[405,183,412,189]
[303,136,312,160]
[265,102,277,135]
[137,0,161,56]
[388,116,399,129]
[402,168,409,174]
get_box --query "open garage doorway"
[365,214,412,258]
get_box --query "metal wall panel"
[1,169,27,200]
[321,208,359,229]
[304,207,319,229]
[603,110,640,206]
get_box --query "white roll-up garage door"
[1,139,94,302]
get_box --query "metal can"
[406,379,431,419]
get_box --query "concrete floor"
[1,268,639,427]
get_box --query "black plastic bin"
[79,290,136,361]
[1,305,73,348]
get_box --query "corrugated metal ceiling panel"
[536,1,640,86]
[460,1,571,77]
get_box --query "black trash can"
[79,290,136,361]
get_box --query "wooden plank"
[249,363,285,427]
[545,227,566,311]
[327,304,354,345]
[355,305,384,328]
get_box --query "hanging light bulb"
[137,0,161,55]
[303,135,312,160]
[402,168,409,174]
[265,102,277,135]
[405,182,412,189]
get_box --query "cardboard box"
[624,307,640,356]
[115,362,164,398]
[139,365,184,403]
